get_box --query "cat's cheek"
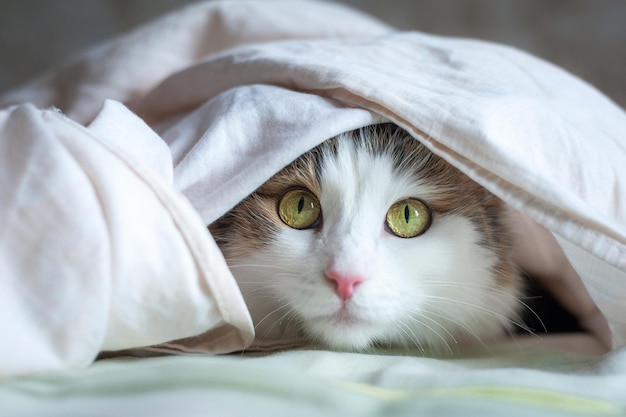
[372,216,510,345]
[409,216,517,341]
[275,228,325,259]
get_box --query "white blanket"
[1,0,625,378]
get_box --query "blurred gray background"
[1,0,625,108]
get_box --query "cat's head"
[210,124,522,351]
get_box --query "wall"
[0,0,624,108]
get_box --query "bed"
[4,345,626,417]
[1,1,625,416]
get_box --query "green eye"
[385,198,431,238]
[278,188,322,230]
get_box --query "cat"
[209,123,526,352]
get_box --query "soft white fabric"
[1,0,625,377]
[0,101,253,377]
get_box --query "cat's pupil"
[404,205,410,223]
[297,196,305,214]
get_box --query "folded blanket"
[1,0,625,377]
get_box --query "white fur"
[230,141,519,351]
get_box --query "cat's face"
[210,124,522,351]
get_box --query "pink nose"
[325,269,365,301]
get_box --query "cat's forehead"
[313,124,464,204]
[259,124,479,213]
[318,136,439,203]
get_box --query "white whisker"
[399,314,454,354]
[421,294,535,335]
[393,321,426,354]
[227,263,292,271]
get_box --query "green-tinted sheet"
[2,346,625,417]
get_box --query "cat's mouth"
[330,309,363,325]
[309,306,371,328]
[304,309,382,350]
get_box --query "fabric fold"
[0,102,253,377]
[134,25,626,347]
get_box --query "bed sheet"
[2,344,625,417]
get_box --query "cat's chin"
[304,313,383,351]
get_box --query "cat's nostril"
[325,269,364,301]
